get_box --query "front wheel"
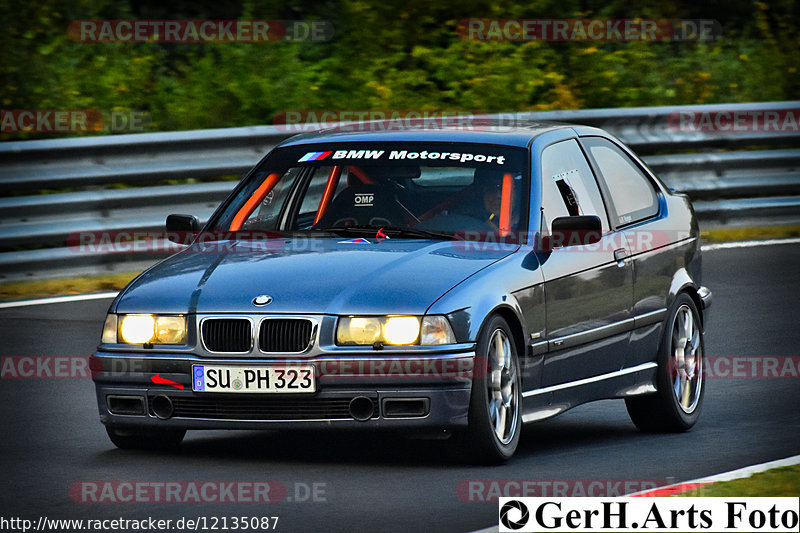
[626,293,705,432]
[463,316,522,463]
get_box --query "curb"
[630,454,800,497]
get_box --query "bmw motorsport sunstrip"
[91,120,711,462]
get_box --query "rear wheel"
[464,316,522,463]
[626,293,705,431]
[106,426,185,450]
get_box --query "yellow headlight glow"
[154,316,186,344]
[382,316,421,345]
[116,314,186,345]
[119,315,156,344]
[337,316,427,346]
[339,317,382,345]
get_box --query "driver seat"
[314,181,407,228]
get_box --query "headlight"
[340,317,382,345]
[119,315,155,344]
[109,314,187,345]
[337,315,455,346]
[383,316,421,345]
[154,316,187,344]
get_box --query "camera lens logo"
[500,500,530,530]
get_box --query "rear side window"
[581,137,659,226]
[540,139,609,232]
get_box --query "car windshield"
[209,142,529,241]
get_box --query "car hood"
[114,238,516,315]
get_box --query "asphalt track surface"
[0,243,798,532]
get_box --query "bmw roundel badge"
[253,294,273,306]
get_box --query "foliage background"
[1,0,798,138]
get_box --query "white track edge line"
[701,237,800,251]
[0,291,119,309]
[470,454,800,533]
[628,453,800,495]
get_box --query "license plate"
[192,364,315,393]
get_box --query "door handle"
[613,248,629,266]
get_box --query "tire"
[626,293,705,432]
[106,426,186,450]
[463,315,522,463]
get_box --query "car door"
[538,138,634,387]
[579,135,670,370]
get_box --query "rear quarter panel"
[623,191,703,369]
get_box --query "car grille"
[259,319,313,353]
[162,396,370,420]
[202,318,252,353]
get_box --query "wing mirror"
[166,214,200,244]
[542,215,602,250]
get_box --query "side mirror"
[543,215,602,250]
[166,214,200,244]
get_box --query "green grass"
[0,272,139,303]
[700,225,800,243]
[678,464,800,497]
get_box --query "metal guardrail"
[1,101,798,281]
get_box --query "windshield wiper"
[318,224,454,241]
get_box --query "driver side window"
[238,168,301,231]
[540,139,609,232]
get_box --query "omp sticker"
[354,193,374,206]
[338,238,371,244]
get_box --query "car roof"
[277,119,578,149]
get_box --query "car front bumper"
[91,350,474,431]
